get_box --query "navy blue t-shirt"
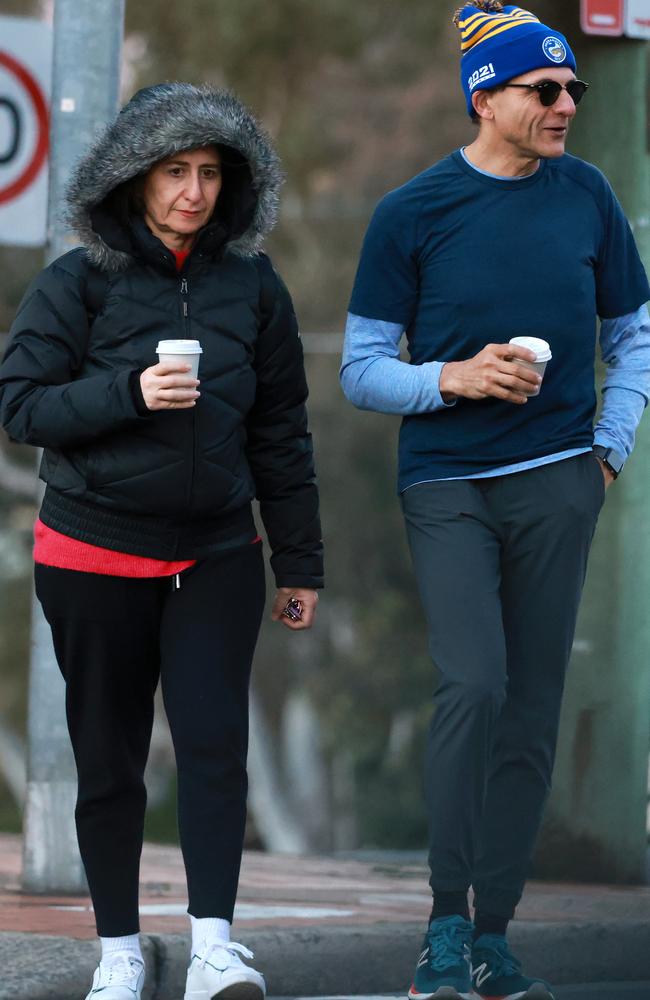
[349,150,650,488]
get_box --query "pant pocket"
[586,451,606,509]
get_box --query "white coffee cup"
[156,339,203,379]
[508,337,552,396]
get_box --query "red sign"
[0,50,48,206]
[580,0,625,34]
[0,16,51,247]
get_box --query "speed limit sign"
[0,16,51,247]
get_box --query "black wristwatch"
[592,445,624,479]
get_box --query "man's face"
[483,66,579,160]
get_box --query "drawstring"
[172,573,181,591]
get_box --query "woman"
[0,83,323,1000]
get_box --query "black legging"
[35,542,265,936]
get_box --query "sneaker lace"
[101,953,143,985]
[475,935,521,978]
[426,921,471,972]
[198,940,254,970]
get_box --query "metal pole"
[533,7,650,883]
[22,0,125,893]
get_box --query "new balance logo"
[468,62,496,91]
[416,948,429,969]
[471,961,492,988]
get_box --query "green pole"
[533,6,650,883]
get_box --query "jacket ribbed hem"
[40,487,257,561]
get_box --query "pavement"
[279,992,650,999]
[0,833,649,1000]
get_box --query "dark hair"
[127,175,146,215]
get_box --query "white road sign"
[581,0,625,35]
[625,0,650,38]
[0,16,51,247]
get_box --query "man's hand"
[140,362,200,410]
[594,456,615,489]
[271,587,319,630]
[439,343,541,405]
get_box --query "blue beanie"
[455,3,576,117]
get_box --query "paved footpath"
[285,991,650,999]
[285,989,650,999]
[0,834,648,999]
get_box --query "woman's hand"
[271,587,319,630]
[140,362,200,410]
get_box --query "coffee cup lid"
[508,336,552,362]
[156,339,203,354]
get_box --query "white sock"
[100,934,143,964]
[190,915,231,955]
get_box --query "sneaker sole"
[185,985,264,1000]
[408,988,473,1000]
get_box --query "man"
[340,4,650,1000]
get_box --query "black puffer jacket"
[0,83,323,588]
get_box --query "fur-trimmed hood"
[66,82,283,272]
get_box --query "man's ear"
[472,89,495,121]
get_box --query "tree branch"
[0,716,26,806]
[248,688,311,854]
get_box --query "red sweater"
[33,518,196,576]
[34,247,197,578]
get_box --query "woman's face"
[142,145,222,249]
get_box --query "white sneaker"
[84,953,145,1000]
[184,941,266,1000]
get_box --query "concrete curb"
[1,920,649,1000]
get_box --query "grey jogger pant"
[401,452,605,919]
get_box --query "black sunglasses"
[503,79,589,107]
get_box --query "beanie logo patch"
[468,62,496,92]
[542,36,567,63]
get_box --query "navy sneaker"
[407,914,473,1000]
[470,934,554,999]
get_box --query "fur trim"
[65,82,283,272]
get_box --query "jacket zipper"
[180,276,196,513]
